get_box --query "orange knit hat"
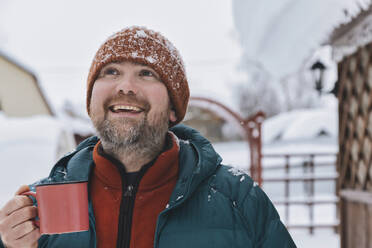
[86,26,189,125]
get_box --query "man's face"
[89,61,177,149]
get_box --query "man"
[0,26,296,248]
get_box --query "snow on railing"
[261,152,339,234]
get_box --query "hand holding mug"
[0,185,40,248]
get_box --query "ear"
[169,109,177,123]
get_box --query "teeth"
[112,105,142,112]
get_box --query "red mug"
[22,181,89,235]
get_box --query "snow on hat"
[86,26,189,125]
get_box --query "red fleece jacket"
[90,133,179,248]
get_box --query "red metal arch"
[189,96,265,186]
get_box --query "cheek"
[90,84,106,114]
[148,85,170,104]
[150,93,171,112]
[145,86,171,116]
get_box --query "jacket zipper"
[96,144,156,248]
[117,183,137,248]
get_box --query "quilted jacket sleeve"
[242,184,297,248]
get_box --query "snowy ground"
[0,114,75,207]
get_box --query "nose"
[115,75,138,95]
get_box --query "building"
[183,105,226,143]
[0,51,53,117]
[0,50,75,165]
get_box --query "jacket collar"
[167,125,222,206]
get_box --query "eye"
[100,67,119,77]
[139,69,158,79]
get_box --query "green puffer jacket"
[0,125,296,248]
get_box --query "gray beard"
[92,109,170,161]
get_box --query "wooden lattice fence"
[337,43,372,248]
[338,44,372,190]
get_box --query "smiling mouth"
[109,105,144,114]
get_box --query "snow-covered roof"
[58,113,95,136]
[328,2,372,61]
[59,100,95,136]
[232,0,371,79]
[262,107,338,144]
[0,49,37,80]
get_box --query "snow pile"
[262,107,338,144]
[0,113,75,207]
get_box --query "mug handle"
[21,191,40,227]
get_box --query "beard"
[91,98,171,159]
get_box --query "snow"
[58,113,94,137]
[233,0,371,79]
[134,30,147,39]
[175,195,184,201]
[59,100,95,136]
[262,106,338,144]
[291,229,339,248]
[145,56,156,64]
[0,113,75,207]
[228,167,247,177]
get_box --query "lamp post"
[311,61,326,96]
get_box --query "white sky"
[1,0,370,114]
[0,0,243,111]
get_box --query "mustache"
[103,93,150,112]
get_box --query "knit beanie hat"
[86,26,189,125]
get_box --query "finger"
[19,227,40,248]
[15,185,30,196]
[7,227,40,248]
[6,220,36,241]
[6,206,37,229]
[1,196,33,217]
